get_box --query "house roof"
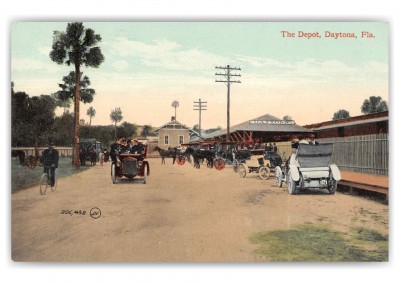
[154,120,197,134]
[311,117,388,131]
[303,111,388,129]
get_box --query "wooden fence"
[11,147,73,157]
[276,134,388,176]
[318,134,388,176]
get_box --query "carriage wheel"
[177,156,186,165]
[238,164,247,178]
[26,155,37,169]
[143,164,148,184]
[232,159,239,173]
[111,164,117,184]
[39,173,49,195]
[214,158,226,170]
[258,166,271,180]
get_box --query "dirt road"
[11,159,388,262]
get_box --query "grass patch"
[250,225,388,262]
[351,227,388,242]
[11,157,90,192]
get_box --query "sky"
[11,22,388,129]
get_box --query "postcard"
[11,22,389,262]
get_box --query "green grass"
[351,227,388,242]
[250,225,388,262]
[11,157,90,192]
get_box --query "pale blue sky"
[11,22,388,128]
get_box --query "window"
[338,127,345,137]
[164,135,169,145]
[179,135,184,144]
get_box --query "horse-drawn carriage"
[274,143,341,195]
[79,138,102,166]
[110,140,150,184]
[237,149,282,180]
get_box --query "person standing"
[41,142,59,187]
[309,134,319,145]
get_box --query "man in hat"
[41,142,59,187]
[130,139,143,154]
[309,134,319,145]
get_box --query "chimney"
[171,116,175,121]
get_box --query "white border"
[2,1,398,284]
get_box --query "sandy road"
[11,158,388,262]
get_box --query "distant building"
[303,111,388,138]
[194,113,312,143]
[154,118,196,150]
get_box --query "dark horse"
[184,147,215,169]
[12,150,26,165]
[153,146,178,164]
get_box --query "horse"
[90,150,97,166]
[12,150,26,165]
[153,146,178,164]
[184,147,215,169]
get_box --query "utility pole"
[193,99,207,139]
[215,65,241,141]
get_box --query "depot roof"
[202,113,312,139]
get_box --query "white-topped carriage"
[274,143,341,195]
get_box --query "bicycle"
[39,166,57,195]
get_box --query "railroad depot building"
[303,111,388,138]
[154,118,196,150]
[199,113,313,144]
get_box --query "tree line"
[332,96,388,120]
[11,82,154,148]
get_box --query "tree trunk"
[88,116,92,137]
[114,122,117,141]
[73,65,81,168]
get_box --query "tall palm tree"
[87,106,96,136]
[50,22,105,167]
[110,107,123,140]
[53,71,95,114]
[171,100,179,120]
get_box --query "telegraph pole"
[215,65,241,141]
[193,99,207,139]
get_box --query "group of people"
[117,137,145,154]
[288,133,319,167]
[291,133,319,150]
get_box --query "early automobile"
[238,149,275,180]
[274,143,341,195]
[110,140,150,184]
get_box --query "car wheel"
[275,166,283,188]
[328,173,337,195]
[287,170,298,195]
[143,164,147,184]
[111,164,117,184]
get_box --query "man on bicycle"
[41,142,59,187]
